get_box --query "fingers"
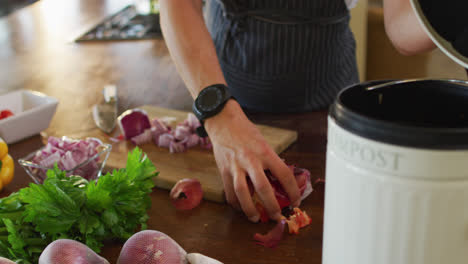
[246,163,282,221]
[266,155,301,208]
[221,168,241,211]
[232,168,260,222]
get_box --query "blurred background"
[0,0,466,83]
[0,0,38,17]
[351,0,466,81]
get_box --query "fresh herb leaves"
[0,148,158,263]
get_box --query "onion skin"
[170,179,203,210]
[117,230,187,264]
[39,239,109,264]
[0,257,15,264]
[253,219,286,248]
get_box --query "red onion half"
[170,178,203,210]
[118,109,151,139]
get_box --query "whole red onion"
[39,239,109,264]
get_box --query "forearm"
[159,0,226,98]
[383,0,435,56]
[160,0,244,133]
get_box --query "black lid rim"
[330,78,468,150]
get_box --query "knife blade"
[92,85,118,134]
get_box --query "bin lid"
[330,79,468,149]
[411,0,468,68]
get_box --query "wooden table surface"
[0,0,329,263]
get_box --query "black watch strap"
[195,122,209,138]
[193,84,233,138]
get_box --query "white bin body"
[323,117,468,264]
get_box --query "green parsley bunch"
[0,148,158,263]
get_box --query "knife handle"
[103,85,117,103]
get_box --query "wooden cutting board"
[82,105,297,203]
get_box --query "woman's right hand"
[205,100,301,222]
[159,0,300,221]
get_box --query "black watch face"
[198,87,223,112]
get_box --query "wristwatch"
[192,84,233,137]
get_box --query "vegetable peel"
[170,178,203,211]
[253,219,286,248]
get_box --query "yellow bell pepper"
[0,138,6,159]
[0,138,14,190]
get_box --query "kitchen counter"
[1,0,328,263]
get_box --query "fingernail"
[248,215,260,223]
[273,213,283,221]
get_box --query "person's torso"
[205,0,359,112]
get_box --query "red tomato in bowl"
[0,110,14,120]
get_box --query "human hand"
[205,100,301,222]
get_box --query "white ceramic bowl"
[0,90,58,144]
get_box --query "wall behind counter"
[365,1,466,81]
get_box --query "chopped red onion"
[159,116,177,125]
[118,109,151,139]
[151,117,170,132]
[31,136,104,182]
[47,136,61,148]
[158,133,174,148]
[38,151,61,168]
[185,113,201,130]
[174,125,191,141]
[185,134,200,148]
[169,141,186,153]
[170,178,203,210]
[130,128,153,145]
[60,151,79,171]
[130,113,212,153]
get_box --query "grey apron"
[205,0,359,112]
